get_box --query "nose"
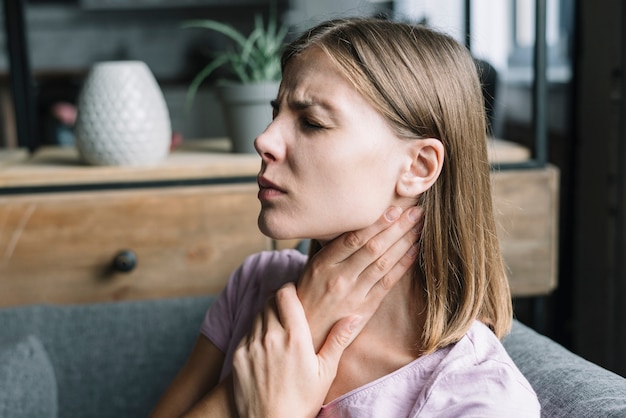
[254,120,285,163]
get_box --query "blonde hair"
[284,18,512,353]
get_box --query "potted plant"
[183,9,288,153]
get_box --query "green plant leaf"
[183,54,230,115]
[241,27,264,64]
[182,20,248,48]
[182,1,287,97]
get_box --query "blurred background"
[0,0,624,378]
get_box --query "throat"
[323,271,425,405]
[324,332,422,404]
[323,297,424,404]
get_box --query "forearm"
[150,336,231,418]
[183,374,239,418]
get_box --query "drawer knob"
[112,250,137,273]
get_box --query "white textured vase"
[75,61,171,166]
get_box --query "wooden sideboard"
[0,139,558,307]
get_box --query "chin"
[257,216,338,243]
[257,216,294,240]
[258,207,372,243]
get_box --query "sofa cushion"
[504,320,626,417]
[0,335,58,418]
[50,297,210,418]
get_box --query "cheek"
[269,136,402,239]
[309,163,397,229]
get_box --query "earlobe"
[396,138,444,198]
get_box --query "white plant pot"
[75,61,171,166]
[217,82,279,154]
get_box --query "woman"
[151,18,540,417]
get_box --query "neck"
[324,269,424,403]
[361,269,423,352]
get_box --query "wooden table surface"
[0,139,260,188]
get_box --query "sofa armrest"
[504,320,626,417]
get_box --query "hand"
[298,206,422,351]
[232,283,358,418]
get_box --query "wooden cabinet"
[0,141,271,307]
[492,165,559,296]
[0,139,559,307]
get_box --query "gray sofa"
[1,295,625,418]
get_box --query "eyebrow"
[271,98,334,112]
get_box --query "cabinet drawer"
[0,183,270,307]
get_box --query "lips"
[258,176,285,192]
[257,176,286,201]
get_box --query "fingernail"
[408,206,421,222]
[406,244,417,257]
[385,206,402,221]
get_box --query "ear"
[396,138,444,198]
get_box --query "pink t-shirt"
[201,249,540,417]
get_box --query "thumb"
[317,316,362,377]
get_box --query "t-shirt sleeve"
[199,249,307,355]
[199,274,237,353]
[199,253,263,353]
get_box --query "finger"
[357,209,421,287]
[345,206,423,281]
[324,206,406,263]
[349,237,417,320]
[273,283,311,338]
[317,315,362,378]
[236,308,264,355]
[366,242,418,305]
[253,306,268,340]
[261,295,278,335]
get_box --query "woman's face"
[255,47,411,242]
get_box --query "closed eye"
[270,99,327,131]
[300,118,325,131]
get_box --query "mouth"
[257,176,286,201]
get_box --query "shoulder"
[240,248,308,272]
[221,249,308,307]
[200,249,307,350]
[235,249,308,290]
[415,321,540,417]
